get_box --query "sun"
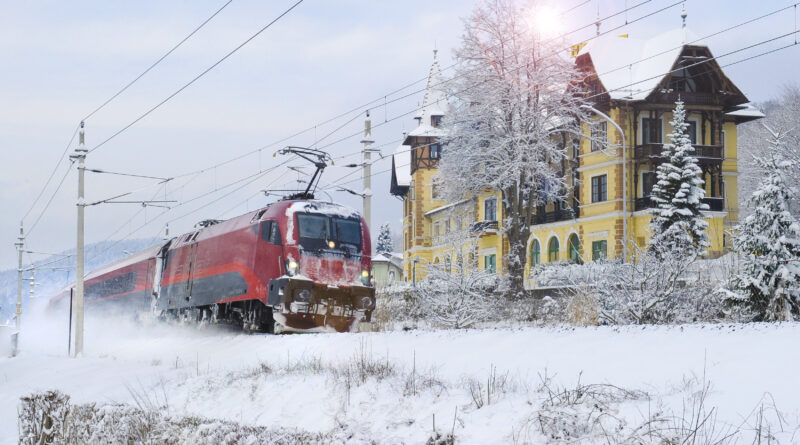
[528,5,560,37]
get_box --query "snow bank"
[3,319,800,444]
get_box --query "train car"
[49,244,164,314]
[49,199,376,333]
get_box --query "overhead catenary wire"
[27,162,74,237]
[87,0,305,155]
[49,1,796,267]
[86,159,294,264]
[97,2,772,248]
[86,1,800,250]
[323,40,800,193]
[21,126,79,225]
[18,0,620,270]
[126,0,655,187]
[82,0,235,122]
[21,1,235,229]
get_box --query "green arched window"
[568,234,581,264]
[530,240,540,268]
[548,237,559,262]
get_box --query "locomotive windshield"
[296,213,362,252]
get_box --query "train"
[49,199,376,333]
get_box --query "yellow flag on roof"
[569,42,587,57]
[618,34,629,38]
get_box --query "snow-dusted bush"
[373,284,424,330]
[414,262,500,329]
[18,390,352,444]
[594,246,723,324]
[530,245,724,325]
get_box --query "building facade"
[390,31,763,285]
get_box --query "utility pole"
[69,121,87,357]
[12,222,24,357]
[360,111,377,231]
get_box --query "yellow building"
[390,32,763,285]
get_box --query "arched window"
[568,234,581,264]
[548,237,559,262]
[456,255,463,273]
[530,240,541,268]
[444,256,451,273]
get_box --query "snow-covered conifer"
[376,223,393,255]
[733,128,800,321]
[649,100,709,256]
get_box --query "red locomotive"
[49,149,376,333]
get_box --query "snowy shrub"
[594,246,722,325]
[18,390,354,444]
[463,365,514,409]
[564,284,599,326]
[18,390,71,445]
[530,374,649,444]
[530,245,724,325]
[373,285,424,330]
[414,262,500,329]
[403,365,448,398]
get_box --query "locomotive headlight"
[286,260,299,276]
[328,240,336,249]
[360,269,370,285]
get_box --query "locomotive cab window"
[333,218,361,247]
[260,221,282,245]
[296,213,361,252]
[297,214,330,239]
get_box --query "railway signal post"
[69,122,87,357]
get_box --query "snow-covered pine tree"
[376,223,393,254]
[649,100,709,256]
[733,128,800,321]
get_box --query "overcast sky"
[1,0,798,269]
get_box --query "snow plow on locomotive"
[49,199,376,333]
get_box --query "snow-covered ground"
[3,316,799,443]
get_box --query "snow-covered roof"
[726,104,765,119]
[372,252,403,268]
[578,28,704,101]
[424,198,473,217]
[392,144,411,187]
[407,123,447,138]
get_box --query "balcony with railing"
[531,207,577,225]
[469,220,498,234]
[634,143,722,160]
[635,196,725,212]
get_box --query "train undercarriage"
[159,297,372,334]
